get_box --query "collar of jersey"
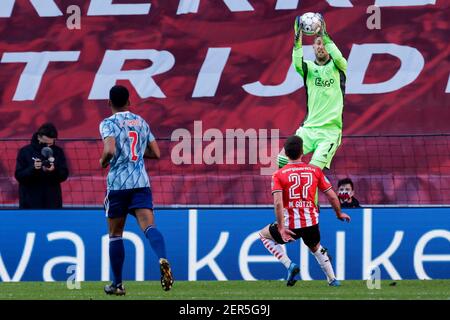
[314,58,332,66]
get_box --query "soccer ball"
[300,12,322,36]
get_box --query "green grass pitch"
[0,280,449,300]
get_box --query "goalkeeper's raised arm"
[318,19,347,73]
[292,16,306,77]
[279,14,348,170]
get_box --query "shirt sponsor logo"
[315,78,335,87]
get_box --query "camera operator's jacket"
[14,133,69,209]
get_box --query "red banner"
[0,1,448,138]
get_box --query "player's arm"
[324,188,351,222]
[273,191,285,226]
[144,126,160,159]
[317,19,347,72]
[323,35,347,72]
[317,170,350,222]
[100,136,116,168]
[292,16,307,78]
[144,140,160,159]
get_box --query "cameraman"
[15,123,69,209]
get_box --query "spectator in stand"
[337,178,361,208]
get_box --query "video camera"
[41,147,55,168]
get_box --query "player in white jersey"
[99,85,173,295]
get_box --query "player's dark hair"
[338,178,354,190]
[109,85,129,109]
[37,122,58,139]
[284,135,303,160]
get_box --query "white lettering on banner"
[243,64,302,97]
[225,128,258,165]
[242,46,314,97]
[275,0,299,10]
[366,5,381,30]
[177,0,199,14]
[336,231,346,280]
[101,234,109,281]
[258,129,280,176]
[363,209,403,280]
[43,232,85,282]
[0,233,35,282]
[66,265,81,289]
[87,0,151,16]
[220,0,254,11]
[171,128,193,165]
[375,0,436,7]
[346,44,424,94]
[194,121,203,165]
[0,1,438,17]
[177,0,254,14]
[239,232,286,281]
[0,51,80,101]
[0,0,62,17]
[66,5,81,30]
[203,128,225,165]
[367,266,381,289]
[326,0,354,7]
[170,121,279,174]
[88,49,175,100]
[193,48,231,98]
[414,230,450,280]
[189,209,228,280]
[446,74,450,93]
[170,0,438,11]
[101,232,145,281]
[2,44,447,101]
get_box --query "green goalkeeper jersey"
[292,33,347,130]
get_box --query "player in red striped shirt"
[259,135,350,287]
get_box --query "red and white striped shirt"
[271,161,332,229]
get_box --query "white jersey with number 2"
[99,111,155,191]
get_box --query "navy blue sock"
[109,236,124,286]
[144,226,167,260]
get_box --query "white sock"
[259,234,292,269]
[313,245,336,282]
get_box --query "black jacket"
[15,133,69,209]
[340,197,361,209]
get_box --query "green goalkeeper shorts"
[295,126,342,170]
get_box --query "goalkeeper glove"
[294,16,302,47]
[316,13,329,37]
[315,13,332,44]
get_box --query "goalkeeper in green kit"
[278,14,347,170]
